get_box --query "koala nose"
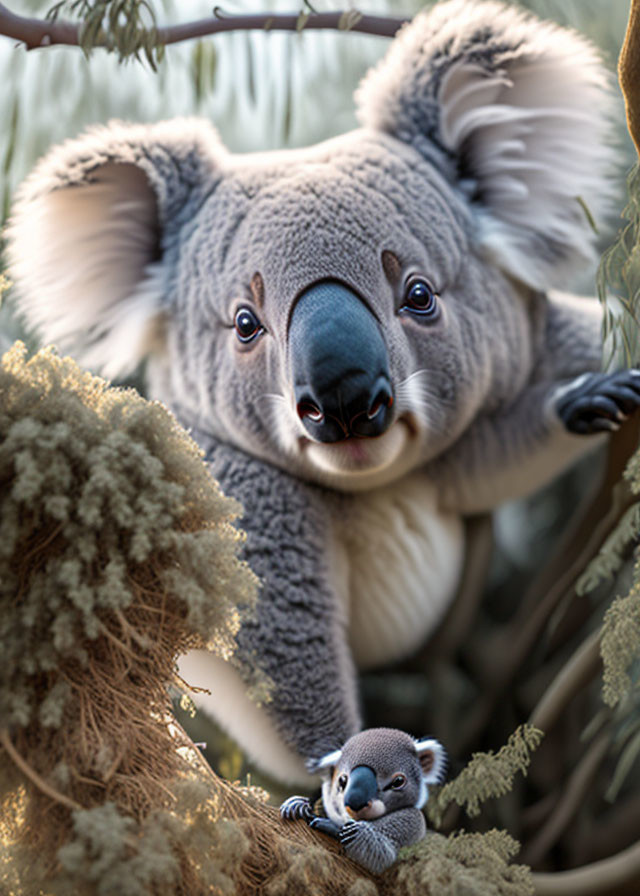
[290,281,394,443]
[344,765,378,813]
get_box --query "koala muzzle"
[344,764,378,814]
[289,281,393,443]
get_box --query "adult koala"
[7,0,638,785]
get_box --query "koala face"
[8,0,613,496]
[168,131,536,492]
[312,728,447,825]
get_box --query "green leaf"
[576,194,599,235]
[296,10,310,32]
[339,10,364,31]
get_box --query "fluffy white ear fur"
[356,0,616,290]
[415,737,448,785]
[6,119,222,379]
[307,748,342,777]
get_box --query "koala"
[6,1,640,786]
[280,728,447,873]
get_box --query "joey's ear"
[415,737,447,786]
[6,119,224,379]
[306,749,342,778]
[356,0,615,289]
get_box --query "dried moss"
[0,342,258,890]
[391,830,534,896]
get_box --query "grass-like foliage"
[599,163,640,370]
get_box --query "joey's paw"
[556,370,640,434]
[339,819,367,846]
[279,795,314,823]
[339,820,396,874]
[308,816,342,839]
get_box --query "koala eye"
[234,306,264,343]
[401,277,439,319]
[337,774,348,791]
[390,774,407,790]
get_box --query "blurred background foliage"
[2,2,640,889]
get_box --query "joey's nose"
[290,281,394,443]
[344,766,378,813]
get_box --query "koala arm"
[426,293,630,514]
[337,809,427,874]
[193,432,360,768]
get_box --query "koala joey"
[7,1,640,786]
[280,728,447,874]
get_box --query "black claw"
[280,795,314,822]
[604,385,640,412]
[589,418,620,433]
[339,821,361,845]
[576,395,622,419]
[557,370,640,435]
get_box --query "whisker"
[260,392,299,455]
[396,370,454,437]
[396,371,454,408]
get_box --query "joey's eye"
[401,277,439,319]
[390,774,406,790]
[234,306,263,343]
[337,774,348,791]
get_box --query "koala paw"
[556,370,640,434]
[339,819,366,846]
[339,820,397,874]
[308,816,342,839]
[279,795,315,823]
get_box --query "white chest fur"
[329,472,465,670]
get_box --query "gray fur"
[285,727,444,873]
[6,2,620,782]
[337,812,426,874]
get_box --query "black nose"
[290,281,394,443]
[344,766,378,812]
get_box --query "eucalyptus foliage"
[47,0,165,68]
[599,165,640,369]
[428,726,544,827]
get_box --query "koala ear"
[6,119,224,379]
[415,737,448,786]
[306,748,342,778]
[356,0,615,289]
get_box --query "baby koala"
[280,727,447,874]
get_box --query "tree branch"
[532,838,640,896]
[0,3,408,52]
[528,628,602,734]
[619,0,640,157]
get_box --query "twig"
[532,838,640,896]
[0,727,82,812]
[528,628,602,733]
[574,792,640,864]
[522,731,610,866]
[0,3,407,51]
